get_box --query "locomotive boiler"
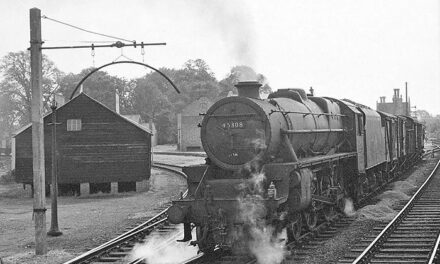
[201,81,346,170]
[167,81,424,253]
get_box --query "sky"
[1,0,439,115]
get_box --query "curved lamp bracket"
[69,60,180,100]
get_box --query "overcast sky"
[1,0,439,115]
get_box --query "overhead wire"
[41,15,134,43]
[43,40,116,43]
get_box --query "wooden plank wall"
[15,94,151,184]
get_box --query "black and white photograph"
[0,1,440,263]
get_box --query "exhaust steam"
[237,163,286,264]
[127,226,197,264]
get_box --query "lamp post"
[47,100,62,237]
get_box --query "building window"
[67,119,82,131]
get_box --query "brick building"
[377,88,411,116]
[177,97,213,151]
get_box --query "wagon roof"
[324,97,361,114]
[377,110,397,119]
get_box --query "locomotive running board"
[298,152,357,168]
[265,152,357,172]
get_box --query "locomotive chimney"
[235,81,262,99]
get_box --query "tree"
[132,75,175,143]
[181,59,221,101]
[0,51,63,126]
[58,68,131,113]
[128,60,274,144]
[129,59,224,143]
[219,65,272,98]
[414,109,431,120]
[0,94,18,140]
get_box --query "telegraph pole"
[30,8,47,255]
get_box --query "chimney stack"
[235,81,262,99]
[115,90,120,114]
[54,93,65,107]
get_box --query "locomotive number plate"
[221,120,246,129]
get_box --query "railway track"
[338,157,440,264]
[180,215,358,264]
[63,162,188,264]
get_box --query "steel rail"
[423,145,440,158]
[177,253,206,264]
[428,231,440,264]
[353,158,440,263]
[63,164,188,264]
[153,162,184,170]
[63,213,168,264]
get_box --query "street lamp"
[47,99,62,236]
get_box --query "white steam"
[248,226,287,264]
[237,171,287,264]
[343,198,356,217]
[127,227,197,264]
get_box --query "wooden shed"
[13,93,151,195]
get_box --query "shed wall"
[14,94,151,184]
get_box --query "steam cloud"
[237,172,287,264]
[128,227,198,264]
[343,198,356,217]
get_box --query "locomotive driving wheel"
[287,213,302,242]
[303,209,318,230]
[319,174,337,221]
[304,180,318,230]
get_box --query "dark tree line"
[0,52,272,144]
[415,110,440,140]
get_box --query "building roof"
[122,114,141,123]
[13,92,152,137]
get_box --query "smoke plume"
[237,66,259,81]
[195,0,257,67]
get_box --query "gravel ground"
[285,154,440,264]
[0,150,199,264]
[152,144,206,166]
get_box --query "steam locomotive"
[168,81,424,252]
